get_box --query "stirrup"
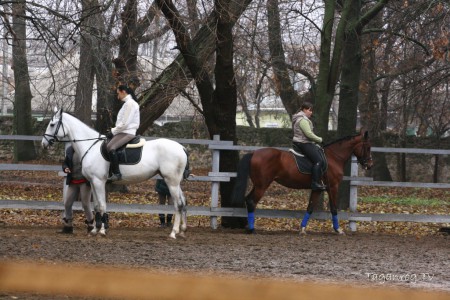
[311,182,326,191]
[107,173,122,182]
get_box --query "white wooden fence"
[1,134,449,231]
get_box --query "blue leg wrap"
[247,212,255,230]
[332,214,339,230]
[301,212,311,228]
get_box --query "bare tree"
[137,0,252,133]
[74,0,98,125]
[11,0,36,161]
[156,0,249,228]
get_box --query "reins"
[80,137,103,166]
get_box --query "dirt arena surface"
[0,168,449,298]
[0,224,449,298]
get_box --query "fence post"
[349,155,358,232]
[210,135,220,229]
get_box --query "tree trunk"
[314,0,337,137]
[113,0,140,88]
[213,0,243,228]
[138,0,252,133]
[336,0,362,210]
[156,0,246,228]
[266,0,302,116]
[74,0,97,125]
[93,4,115,133]
[360,13,393,182]
[11,0,36,161]
[336,0,387,208]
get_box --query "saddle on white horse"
[100,136,146,165]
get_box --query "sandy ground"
[0,224,449,299]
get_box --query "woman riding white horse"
[42,108,189,239]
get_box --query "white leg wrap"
[99,224,106,236]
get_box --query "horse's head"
[42,107,67,149]
[353,130,373,170]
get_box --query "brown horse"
[231,129,373,234]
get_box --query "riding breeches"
[63,182,93,221]
[106,133,135,152]
[293,142,324,166]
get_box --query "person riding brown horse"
[292,102,326,191]
[232,129,373,234]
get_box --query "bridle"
[42,112,66,146]
[43,111,105,145]
[355,140,373,169]
[43,110,106,165]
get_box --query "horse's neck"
[64,113,101,155]
[327,137,360,163]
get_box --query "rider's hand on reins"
[106,130,113,139]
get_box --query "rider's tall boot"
[107,150,122,182]
[311,163,326,191]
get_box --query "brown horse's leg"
[245,185,268,233]
[245,188,256,233]
[328,186,345,235]
[300,191,321,233]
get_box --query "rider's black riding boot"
[107,150,122,182]
[311,164,326,191]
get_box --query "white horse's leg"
[90,179,108,236]
[89,186,101,235]
[179,189,187,234]
[170,200,181,239]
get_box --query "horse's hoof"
[179,231,186,239]
[169,232,177,239]
[334,228,345,235]
[99,228,107,236]
[300,227,307,235]
[246,228,255,234]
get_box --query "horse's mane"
[323,134,360,147]
[63,111,100,134]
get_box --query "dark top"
[62,146,87,185]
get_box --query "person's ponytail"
[117,84,137,101]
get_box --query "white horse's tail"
[183,147,191,179]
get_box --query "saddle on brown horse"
[289,146,327,175]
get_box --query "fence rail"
[1,135,449,231]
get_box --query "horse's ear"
[358,128,369,141]
[53,107,63,117]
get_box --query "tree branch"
[362,28,431,56]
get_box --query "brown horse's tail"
[231,153,253,207]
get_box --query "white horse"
[42,108,188,239]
